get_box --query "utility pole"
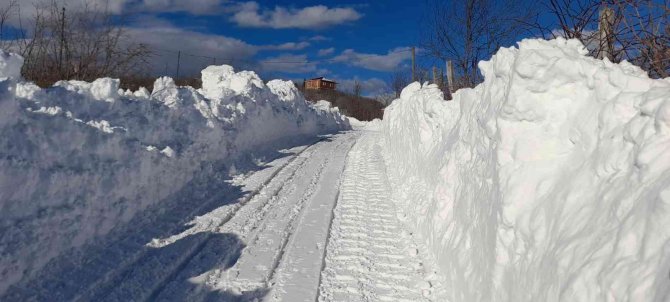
[176,51,181,79]
[432,66,438,87]
[446,60,455,94]
[59,7,65,77]
[598,6,614,61]
[411,47,416,82]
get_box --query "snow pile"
[381,38,670,301]
[0,51,348,294]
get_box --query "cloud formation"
[140,0,228,15]
[259,54,316,74]
[309,35,331,42]
[332,47,412,72]
[318,48,335,56]
[260,42,311,51]
[124,25,258,76]
[231,2,362,29]
[336,77,389,96]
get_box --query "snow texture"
[380,38,670,301]
[0,51,349,295]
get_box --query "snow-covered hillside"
[0,50,349,295]
[381,38,670,301]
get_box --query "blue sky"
[129,0,426,95]
[0,0,434,94]
[5,0,554,95]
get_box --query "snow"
[318,132,440,301]
[0,50,349,295]
[27,106,63,116]
[380,38,670,301]
[3,36,669,301]
[0,50,23,80]
[53,78,120,102]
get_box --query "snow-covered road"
[3,130,439,302]
[318,131,437,302]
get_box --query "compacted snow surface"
[1,37,670,302]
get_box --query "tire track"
[151,134,355,301]
[312,137,361,302]
[265,139,347,283]
[75,138,327,302]
[317,131,436,302]
[204,137,345,293]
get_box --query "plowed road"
[4,131,442,302]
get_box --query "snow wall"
[381,38,670,301]
[0,51,349,294]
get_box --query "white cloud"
[259,42,310,51]
[0,0,132,27]
[318,47,335,56]
[309,35,330,42]
[315,68,330,75]
[0,0,231,22]
[231,2,362,29]
[124,25,258,76]
[140,0,228,15]
[259,54,316,74]
[336,77,389,96]
[332,47,413,72]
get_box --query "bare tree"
[353,80,362,100]
[0,0,17,41]
[611,0,669,78]
[533,0,669,78]
[388,68,410,97]
[0,0,150,85]
[422,0,534,89]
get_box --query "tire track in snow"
[254,132,359,302]
[203,136,347,294]
[268,134,358,291]
[311,136,362,302]
[150,133,357,301]
[317,131,437,302]
[72,138,326,302]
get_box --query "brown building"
[304,77,337,90]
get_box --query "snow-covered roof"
[309,77,336,83]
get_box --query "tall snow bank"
[0,52,349,294]
[381,38,670,301]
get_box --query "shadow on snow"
[1,134,341,301]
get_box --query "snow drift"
[381,38,670,301]
[0,50,348,294]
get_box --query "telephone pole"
[176,51,181,79]
[446,60,455,94]
[59,7,65,77]
[411,47,416,82]
[598,6,614,61]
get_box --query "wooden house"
[304,77,337,90]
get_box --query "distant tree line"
[0,0,150,87]
[298,84,384,121]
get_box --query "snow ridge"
[380,38,670,301]
[0,50,349,296]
